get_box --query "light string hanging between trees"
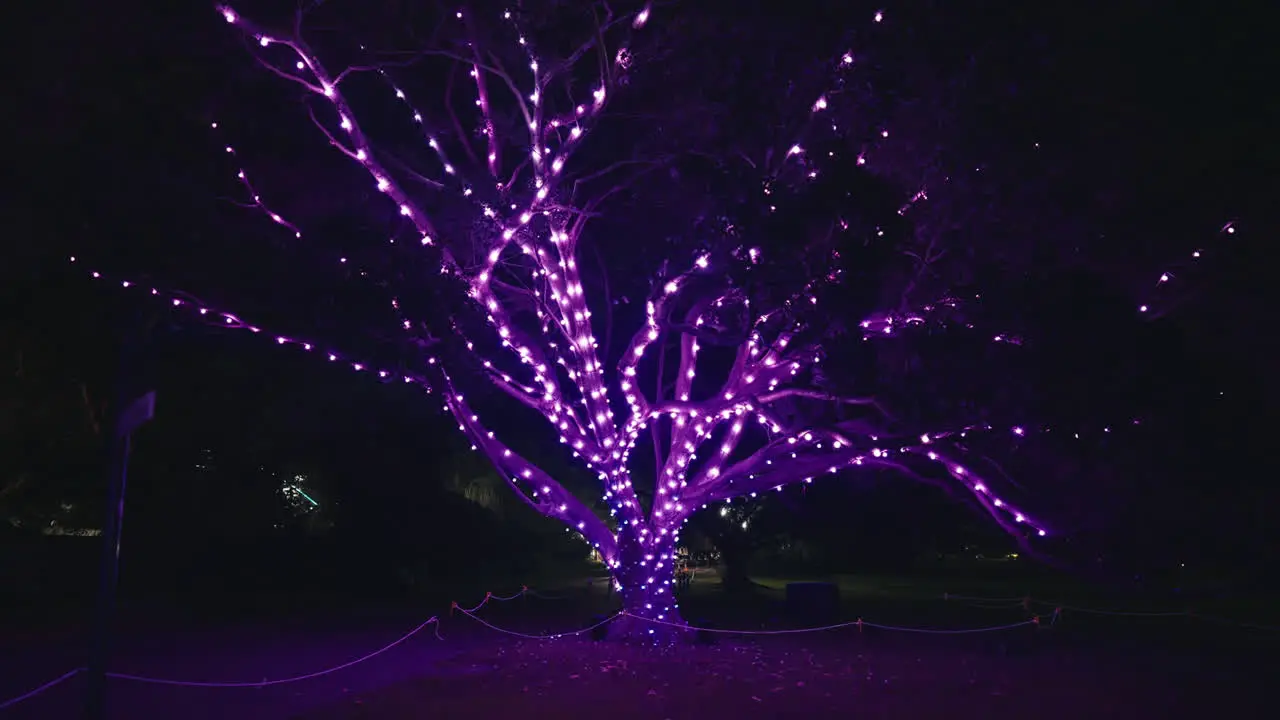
[70,1,1241,638]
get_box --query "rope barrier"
[0,668,84,711]
[4,582,1274,711]
[621,612,1037,636]
[455,608,622,639]
[0,583,561,711]
[104,616,441,688]
[450,584,552,614]
[861,619,1036,635]
[0,615,442,706]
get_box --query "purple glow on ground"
[2,599,1271,719]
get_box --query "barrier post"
[84,316,155,720]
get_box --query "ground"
[298,633,1247,720]
[2,570,1273,719]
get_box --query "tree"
[687,494,797,592]
[71,2,1235,639]
[0,338,108,533]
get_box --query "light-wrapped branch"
[218,6,441,247]
[690,419,1048,543]
[442,380,617,559]
[617,255,716,423]
[905,445,1048,542]
[654,297,756,507]
[695,428,869,504]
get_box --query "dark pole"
[84,319,154,720]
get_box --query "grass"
[748,573,1021,600]
[744,568,1275,618]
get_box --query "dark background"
[2,0,1276,612]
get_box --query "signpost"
[83,387,154,720]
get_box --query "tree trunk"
[607,524,689,642]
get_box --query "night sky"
[3,0,1276,585]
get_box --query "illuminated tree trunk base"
[607,531,690,643]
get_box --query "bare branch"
[219,9,442,244]
[757,388,890,417]
[443,63,484,171]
